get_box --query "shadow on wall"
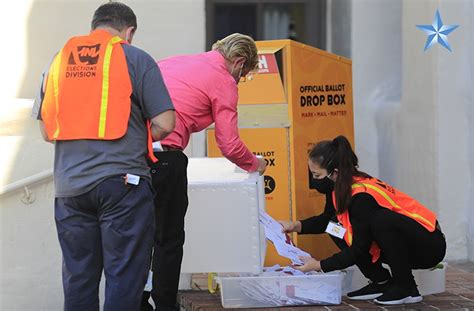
[373,86,401,185]
[17,1,98,99]
[372,0,402,185]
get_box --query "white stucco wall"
[351,0,402,186]
[352,0,474,261]
[401,0,473,261]
[430,1,473,261]
[0,100,59,311]
[1,178,60,311]
[398,1,439,212]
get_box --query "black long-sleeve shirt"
[299,192,382,272]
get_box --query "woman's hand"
[278,220,302,233]
[293,256,322,273]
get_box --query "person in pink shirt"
[141,33,267,311]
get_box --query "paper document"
[262,265,309,276]
[293,282,340,304]
[282,266,305,276]
[259,210,311,265]
[238,275,339,306]
[263,264,281,272]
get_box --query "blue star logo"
[416,9,459,52]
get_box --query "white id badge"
[325,221,346,239]
[125,173,140,185]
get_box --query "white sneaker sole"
[374,295,423,305]
[347,293,383,300]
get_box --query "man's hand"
[256,157,267,175]
[293,256,322,273]
[278,220,302,234]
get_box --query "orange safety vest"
[332,177,437,263]
[41,30,157,162]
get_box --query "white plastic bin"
[413,263,446,295]
[181,158,266,275]
[218,272,343,308]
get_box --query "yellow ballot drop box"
[207,40,354,266]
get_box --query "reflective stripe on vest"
[51,50,62,139]
[352,182,436,230]
[99,36,123,138]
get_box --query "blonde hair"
[212,33,258,74]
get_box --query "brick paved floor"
[178,262,474,310]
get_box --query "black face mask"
[311,176,334,194]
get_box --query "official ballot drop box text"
[208,40,354,265]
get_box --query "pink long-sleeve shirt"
[158,51,259,172]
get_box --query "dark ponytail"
[308,135,370,214]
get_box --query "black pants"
[331,208,446,289]
[56,176,155,311]
[142,151,188,310]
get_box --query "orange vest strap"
[50,50,63,139]
[147,120,158,163]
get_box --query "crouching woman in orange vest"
[279,135,446,305]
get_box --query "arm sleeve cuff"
[300,218,314,234]
[320,258,335,273]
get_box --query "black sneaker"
[347,280,390,300]
[374,285,422,305]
